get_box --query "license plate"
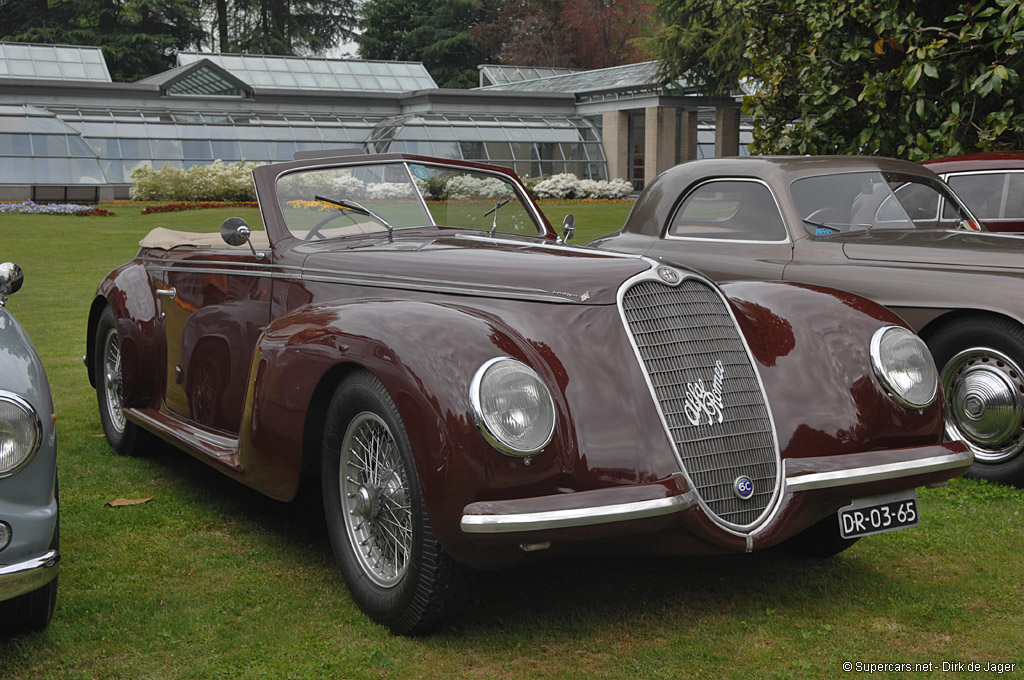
[838,491,919,539]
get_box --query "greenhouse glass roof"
[0,42,111,82]
[477,61,668,94]
[478,64,580,87]
[177,52,437,93]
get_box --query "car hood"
[840,229,1024,270]
[297,232,652,304]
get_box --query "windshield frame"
[269,156,552,243]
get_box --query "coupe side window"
[668,180,787,241]
[945,173,1006,220]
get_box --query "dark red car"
[923,152,1024,232]
[86,154,970,633]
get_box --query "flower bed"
[140,201,259,215]
[0,201,114,216]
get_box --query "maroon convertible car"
[86,153,970,633]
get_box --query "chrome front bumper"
[460,441,973,535]
[0,549,60,601]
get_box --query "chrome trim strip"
[460,492,697,534]
[143,262,581,303]
[784,450,973,492]
[452,233,645,258]
[0,549,59,601]
[614,265,784,535]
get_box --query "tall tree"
[641,0,747,95]
[359,0,495,88]
[744,0,1024,159]
[474,0,654,69]
[224,0,357,54]
[1,0,207,81]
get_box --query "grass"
[1,201,1021,678]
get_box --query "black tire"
[783,514,859,558]
[321,370,465,635]
[928,315,1024,486]
[94,306,151,456]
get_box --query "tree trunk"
[217,0,229,51]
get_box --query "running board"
[125,407,243,472]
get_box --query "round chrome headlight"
[870,326,939,409]
[470,358,556,457]
[0,392,42,476]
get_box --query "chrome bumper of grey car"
[460,443,973,534]
[0,549,60,601]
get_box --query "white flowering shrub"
[366,181,417,200]
[531,173,632,200]
[445,175,513,200]
[332,172,367,199]
[130,160,261,201]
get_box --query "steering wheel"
[806,207,843,224]
[304,211,348,240]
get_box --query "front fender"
[721,280,945,459]
[87,263,162,408]
[238,298,595,559]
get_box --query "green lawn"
[0,202,1021,679]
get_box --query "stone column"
[714,107,740,157]
[602,110,630,182]
[678,109,699,163]
[645,106,677,186]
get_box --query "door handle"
[156,287,177,299]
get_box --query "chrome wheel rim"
[339,412,412,588]
[102,327,126,434]
[941,347,1024,464]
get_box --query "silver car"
[0,262,59,634]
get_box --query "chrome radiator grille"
[621,276,778,528]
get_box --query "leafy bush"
[532,174,633,199]
[130,161,260,201]
[745,0,1024,158]
[444,175,513,200]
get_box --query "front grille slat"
[621,277,779,528]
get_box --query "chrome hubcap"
[339,412,412,588]
[942,347,1024,463]
[102,328,126,434]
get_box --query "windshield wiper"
[484,198,511,237]
[315,195,394,239]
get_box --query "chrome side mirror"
[221,217,265,260]
[561,214,576,243]
[0,262,23,307]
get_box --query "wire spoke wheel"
[101,326,126,434]
[339,412,412,588]
[322,370,465,634]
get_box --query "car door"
[147,239,272,434]
[650,178,793,281]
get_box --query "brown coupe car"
[590,155,1024,486]
[923,151,1024,233]
[86,153,970,633]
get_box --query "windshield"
[275,161,543,240]
[790,171,978,236]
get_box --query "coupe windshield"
[276,161,543,240]
[791,171,977,236]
